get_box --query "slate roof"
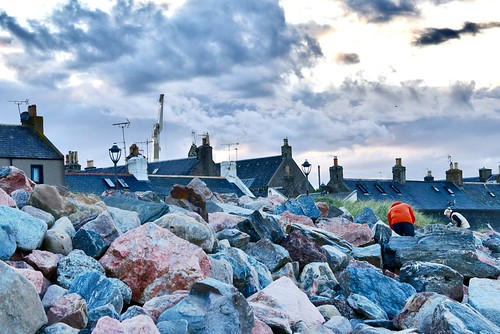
[148,158,199,175]
[0,124,63,160]
[65,172,245,198]
[333,179,500,212]
[234,155,283,190]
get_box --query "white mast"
[151,94,164,162]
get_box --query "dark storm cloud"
[336,53,360,65]
[343,0,419,23]
[414,21,500,46]
[0,0,322,96]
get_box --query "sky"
[1,0,500,188]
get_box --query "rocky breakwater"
[0,165,499,334]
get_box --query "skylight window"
[431,186,440,192]
[152,168,159,174]
[374,183,386,195]
[443,185,454,195]
[356,182,369,195]
[117,179,129,189]
[390,184,402,194]
[104,178,115,188]
[488,191,496,197]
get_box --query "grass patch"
[315,197,441,228]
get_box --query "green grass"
[315,197,441,228]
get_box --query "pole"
[113,161,118,189]
[306,174,309,196]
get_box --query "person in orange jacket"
[387,201,416,236]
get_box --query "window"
[31,165,44,184]
[356,182,369,195]
[443,185,454,195]
[117,179,129,189]
[431,186,440,192]
[104,178,115,188]
[390,184,402,194]
[374,182,386,195]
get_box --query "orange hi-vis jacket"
[387,202,416,228]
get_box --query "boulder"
[0,223,16,260]
[247,276,325,334]
[289,223,353,254]
[300,262,339,298]
[237,210,285,244]
[158,278,254,334]
[399,261,464,301]
[0,186,16,207]
[29,184,107,222]
[394,292,450,333]
[107,206,141,234]
[468,277,500,327]
[279,211,316,227]
[0,165,35,194]
[102,195,169,224]
[352,244,382,268]
[280,229,327,271]
[10,188,31,208]
[383,225,500,279]
[0,205,47,251]
[153,212,216,252]
[347,293,388,320]
[46,293,88,329]
[217,228,250,248]
[431,298,500,334]
[142,292,189,323]
[56,249,105,289]
[354,207,380,228]
[317,218,374,247]
[274,195,321,220]
[339,261,416,319]
[23,249,63,280]
[0,262,47,333]
[245,238,291,272]
[99,223,211,303]
[208,211,247,232]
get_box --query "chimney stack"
[424,170,434,182]
[21,104,44,135]
[392,158,406,184]
[446,161,463,186]
[84,160,96,170]
[326,156,349,193]
[281,138,292,158]
[479,167,492,182]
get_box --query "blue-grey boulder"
[102,195,169,224]
[68,271,123,313]
[157,278,254,334]
[0,261,48,333]
[245,238,291,272]
[431,299,500,334]
[468,278,500,327]
[0,223,16,260]
[237,210,285,244]
[56,249,105,289]
[339,261,416,319]
[0,205,47,251]
[11,188,30,209]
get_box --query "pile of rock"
[1,165,499,334]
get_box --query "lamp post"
[109,144,122,189]
[301,159,312,196]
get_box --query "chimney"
[193,133,218,176]
[479,167,492,182]
[281,138,292,158]
[392,158,406,184]
[64,151,81,172]
[424,169,434,182]
[21,104,44,134]
[326,156,349,193]
[84,160,96,170]
[446,161,463,186]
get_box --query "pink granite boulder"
[99,223,211,303]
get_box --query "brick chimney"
[21,104,44,134]
[446,162,463,186]
[65,151,81,172]
[192,133,218,176]
[392,158,406,184]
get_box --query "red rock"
[279,211,316,227]
[0,187,16,207]
[0,166,35,194]
[316,202,329,217]
[23,249,63,280]
[142,291,189,323]
[208,212,246,232]
[14,268,45,294]
[47,293,88,329]
[317,218,374,246]
[99,223,211,303]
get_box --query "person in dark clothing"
[387,201,416,236]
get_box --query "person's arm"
[451,213,463,227]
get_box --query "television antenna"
[112,118,130,153]
[136,139,152,162]
[221,142,239,162]
[8,99,29,114]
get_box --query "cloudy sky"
[1,0,499,187]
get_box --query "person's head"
[391,201,402,208]
[444,208,452,218]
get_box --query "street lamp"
[301,159,312,196]
[109,144,122,189]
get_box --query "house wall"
[0,158,65,186]
[269,158,313,197]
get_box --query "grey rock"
[56,249,105,289]
[468,277,500,327]
[347,293,388,320]
[0,205,47,251]
[245,238,291,272]
[22,205,55,227]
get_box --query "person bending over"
[387,201,416,236]
[444,208,470,229]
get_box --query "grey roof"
[234,155,283,190]
[0,124,63,160]
[65,173,245,198]
[336,179,500,212]
[148,158,198,175]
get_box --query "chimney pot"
[333,156,338,166]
